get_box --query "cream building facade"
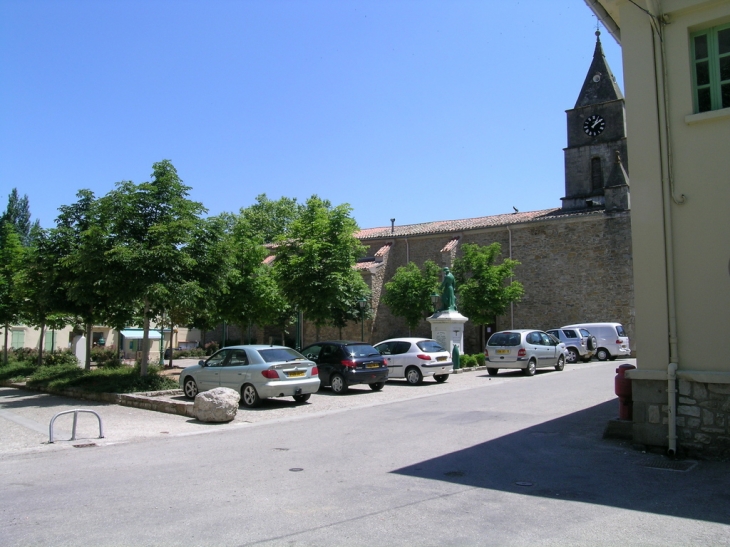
[586,0,730,457]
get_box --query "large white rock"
[193,387,240,422]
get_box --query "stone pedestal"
[427,310,468,356]
[72,335,86,368]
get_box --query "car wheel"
[330,373,348,394]
[596,348,610,361]
[241,384,261,407]
[434,374,449,383]
[487,368,499,376]
[555,355,565,371]
[523,359,536,376]
[405,367,423,385]
[369,382,384,391]
[293,394,311,403]
[566,348,579,364]
[183,377,199,399]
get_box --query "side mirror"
[198,359,205,367]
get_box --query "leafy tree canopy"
[382,260,441,331]
[452,242,524,326]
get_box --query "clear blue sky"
[0,0,622,231]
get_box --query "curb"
[1,380,195,417]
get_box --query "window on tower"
[591,157,603,191]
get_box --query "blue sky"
[0,0,622,230]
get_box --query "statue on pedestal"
[440,267,457,311]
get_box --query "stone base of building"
[632,378,730,460]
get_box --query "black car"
[300,341,389,394]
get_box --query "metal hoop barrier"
[49,409,105,444]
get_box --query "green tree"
[0,222,25,364]
[382,260,441,333]
[451,242,524,327]
[1,188,34,246]
[238,194,302,244]
[100,160,206,375]
[273,196,369,332]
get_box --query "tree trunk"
[140,298,150,376]
[37,321,46,367]
[168,323,174,368]
[3,324,8,365]
[85,322,93,370]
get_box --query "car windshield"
[345,344,380,357]
[417,340,445,352]
[487,332,521,347]
[258,347,308,363]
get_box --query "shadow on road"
[392,399,730,525]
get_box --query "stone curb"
[0,380,195,417]
[453,366,487,374]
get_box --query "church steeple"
[575,31,624,108]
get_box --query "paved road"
[2,359,729,546]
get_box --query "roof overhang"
[120,328,165,340]
[583,0,622,44]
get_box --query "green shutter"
[11,330,24,349]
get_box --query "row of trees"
[0,160,370,375]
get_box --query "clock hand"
[592,118,601,128]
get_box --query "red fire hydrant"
[615,363,637,420]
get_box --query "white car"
[179,345,320,407]
[485,330,566,376]
[562,322,630,361]
[374,338,453,385]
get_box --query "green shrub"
[9,347,39,364]
[26,362,178,393]
[475,353,485,366]
[460,354,477,368]
[205,341,219,355]
[43,350,78,367]
[173,348,205,359]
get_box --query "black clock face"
[583,114,606,137]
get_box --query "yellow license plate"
[366,364,380,369]
[436,356,447,362]
[287,371,305,377]
[496,349,510,354]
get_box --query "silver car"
[179,345,320,407]
[374,337,453,385]
[485,330,566,377]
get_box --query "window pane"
[720,55,730,81]
[694,34,708,59]
[698,88,712,112]
[696,60,710,85]
[722,84,730,109]
[719,28,730,55]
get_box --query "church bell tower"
[562,30,630,212]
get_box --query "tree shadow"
[392,400,730,525]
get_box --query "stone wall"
[359,210,634,355]
[632,378,730,459]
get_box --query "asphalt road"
[1,359,729,546]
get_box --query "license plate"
[496,349,510,355]
[436,356,447,362]
[366,364,380,369]
[287,371,305,377]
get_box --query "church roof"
[574,31,623,108]
[356,208,604,240]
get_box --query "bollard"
[452,344,460,370]
[615,363,636,420]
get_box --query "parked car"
[179,345,320,407]
[561,322,630,361]
[374,338,453,385]
[484,329,566,376]
[300,341,389,394]
[545,328,597,363]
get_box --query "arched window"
[591,157,603,190]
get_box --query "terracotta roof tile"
[374,243,392,257]
[440,237,460,253]
[356,208,601,239]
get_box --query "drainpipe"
[405,237,410,264]
[649,12,681,456]
[507,226,514,329]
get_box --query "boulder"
[193,387,240,422]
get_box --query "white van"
[561,322,630,361]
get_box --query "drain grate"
[72,443,97,448]
[643,459,697,472]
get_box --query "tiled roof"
[356,208,599,240]
[262,255,276,265]
[374,243,392,257]
[440,237,460,253]
[354,261,380,271]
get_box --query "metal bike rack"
[49,409,104,444]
